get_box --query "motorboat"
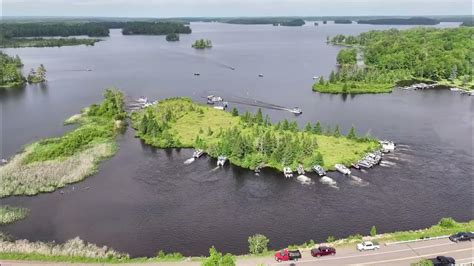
[357,160,373,169]
[296,164,305,175]
[450,87,462,92]
[320,176,337,186]
[258,74,264,77]
[207,95,223,104]
[380,140,395,152]
[312,165,326,176]
[313,76,320,80]
[335,164,351,175]
[289,107,302,114]
[351,163,360,169]
[283,167,293,178]
[296,175,312,185]
[192,149,204,158]
[194,73,200,76]
[217,156,227,167]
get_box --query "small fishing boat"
[351,163,360,169]
[217,156,227,167]
[289,107,302,114]
[296,164,305,175]
[258,74,264,77]
[296,175,312,185]
[283,167,293,178]
[312,76,320,80]
[194,73,200,76]
[230,67,235,70]
[335,164,351,175]
[192,149,204,158]
[320,176,337,186]
[380,140,395,152]
[450,87,462,92]
[357,160,372,169]
[313,165,326,176]
[207,95,223,104]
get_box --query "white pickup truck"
[357,241,380,251]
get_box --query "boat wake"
[296,175,314,185]
[320,176,339,189]
[360,169,368,173]
[349,175,369,186]
[210,166,220,172]
[184,158,195,165]
[380,161,396,166]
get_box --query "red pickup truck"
[274,249,302,262]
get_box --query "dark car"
[311,246,336,257]
[449,232,474,242]
[430,256,455,266]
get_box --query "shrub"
[248,234,269,255]
[438,217,457,228]
[201,246,235,266]
[411,259,433,266]
[370,226,377,237]
[155,250,183,260]
[326,235,335,243]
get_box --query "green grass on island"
[131,98,380,172]
[0,89,126,197]
[0,206,29,225]
[314,27,474,94]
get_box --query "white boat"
[312,76,320,80]
[289,107,302,114]
[213,105,225,110]
[207,95,223,104]
[312,165,326,176]
[296,164,305,175]
[357,160,373,169]
[335,164,351,175]
[217,156,227,167]
[283,167,293,178]
[380,140,395,152]
[450,87,462,92]
[351,163,360,169]
[320,176,337,186]
[192,149,204,158]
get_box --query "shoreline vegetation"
[0,206,29,225]
[0,89,126,197]
[0,37,101,48]
[130,98,379,172]
[192,39,213,49]
[225,18,305,26]
[166,33,180,41]
[0,218,471,264]
[314,27,473,94]
[0,52,25,88]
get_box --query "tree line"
[0,23,110,38]
[122,22,191,35]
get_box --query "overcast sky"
[2,0,472,17]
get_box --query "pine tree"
[255,108,263,124]
[329,70,336,83]
[231,107,239,116]
[304,122,312,132]
[334,125,341,137]
[281,119,289,131]
[347,126,357,139]
[318,76,325,85]
[312,122,322,134]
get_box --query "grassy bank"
[313,81,393,94]
[131,98,379,172]
[0,206,29,225]
[0,89,126,197]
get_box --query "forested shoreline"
[314,27,474,94]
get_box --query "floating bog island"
[131,98,379,172]
[0,89,126,197]
[192,39,212,49]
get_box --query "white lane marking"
[357,248,474,265]
[270,241,461,265]
[456,257,474,263]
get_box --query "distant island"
[334,19,352,24]
[226,18,305,26]
[0,52,25,88]
[166,33,180,41]
[357,17,439,25]
[0,36,100,48]
[192,39,212,49]
[122,22,191,35]
[313,27,473,94]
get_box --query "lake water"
[0,22,472,257]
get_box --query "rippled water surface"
[1,22,472,256]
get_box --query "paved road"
[1,238,473,266]
[238,238,473,266]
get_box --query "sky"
[2,0,472,17]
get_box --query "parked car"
[274,249,302,262]
[429,256,455,266]
[311,246,336,257]
[356,241,380,251]
[449,232,474,242]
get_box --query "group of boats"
[450,87,474,96]
[400,83,436,90]
[206,95,228,110]
[130,96,158,109]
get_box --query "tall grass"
[0,206,29,225]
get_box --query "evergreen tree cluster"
[0,52,25,87]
